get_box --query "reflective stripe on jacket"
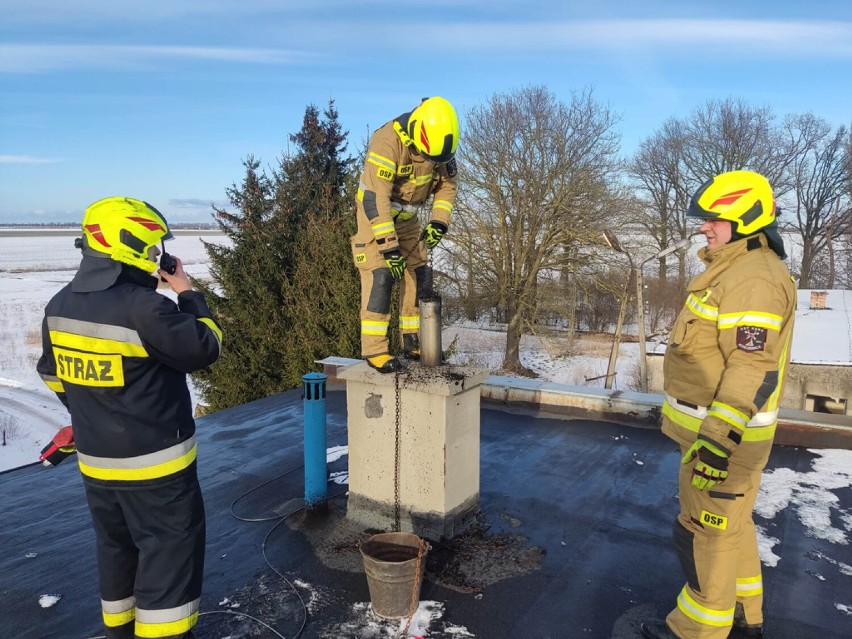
[662,234,796,464]
[37,266,222,485]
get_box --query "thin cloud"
[0,44,313,73]
[166,199,229,220]
[169,198,216,208]
[385,19,852,57]
[168,198,229,211]
[2,0,348,23]
[0,155,63,164]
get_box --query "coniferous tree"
[193,101,360,410]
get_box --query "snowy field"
[0,232,224,472]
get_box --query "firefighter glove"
[682,438,729,490]
[383,250,406,280]
[423,221,447,249]
[40,425,76,467]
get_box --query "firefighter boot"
[402,333,421,361]
[366,354,403,373]
[728,625,763,639]
[729,603,763,638]
[640,620,680,639]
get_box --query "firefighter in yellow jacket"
[642,171,796,639]
[37,197,222,639]
[351,96,459,372]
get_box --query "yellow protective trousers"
[351,215,427,357]
[666,445,765,639]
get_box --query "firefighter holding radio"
[37,196,222,639]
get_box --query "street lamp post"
[602,232,693,392]
[602,231,633,390]
[635,237,694,391]
[635,263,648,391]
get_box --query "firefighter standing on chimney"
[351,96,459,372]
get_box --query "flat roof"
[2,388,850,638]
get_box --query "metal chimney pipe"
[419,295,442,366]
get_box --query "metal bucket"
[359,532,430,620]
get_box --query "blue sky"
[1,1,851,224]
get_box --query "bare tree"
[681,98,789,186]
[783,116,851,288]
[627,118,692,286]
[629,99,787,285]
[836,232,852,290]
[450,85,620,374]
[838,126,852,289]
[626,98,815,333]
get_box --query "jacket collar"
[117,264,159,289]
[71,255,157,293]
[690,234,771,291]
[698,232,769,265]
[71,254,123,292]
[393,112,414,148]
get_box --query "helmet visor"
[420,133,456,163]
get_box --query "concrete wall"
[480,376,852,449]
[647,354,851,415]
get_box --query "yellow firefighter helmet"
[687,170,776,236]
[407,96,459,163]
[81,196,173,272]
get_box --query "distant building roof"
[792,289,852,366]
[649,289,852,366]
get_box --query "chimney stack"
[810,291,827,310]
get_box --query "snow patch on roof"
[755,449,852,547]
[792,289,852,365]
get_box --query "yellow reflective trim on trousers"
[677,586,735,627]
[736,575,763,597]
[102,596,136,627]
[717,312,783,331]
[367,152,397,172]
[197,317,222,347]
[686,293,718,320]
[78,441,197,482]
[135,611,199,638]
[49,330,148,357]
[662,401,776,442]
[399,316,419,329]
[371,221,395,237]
[708,401,749,429]
[135,600,200,638]
[103,609,135,627]
[361,320,388,336]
